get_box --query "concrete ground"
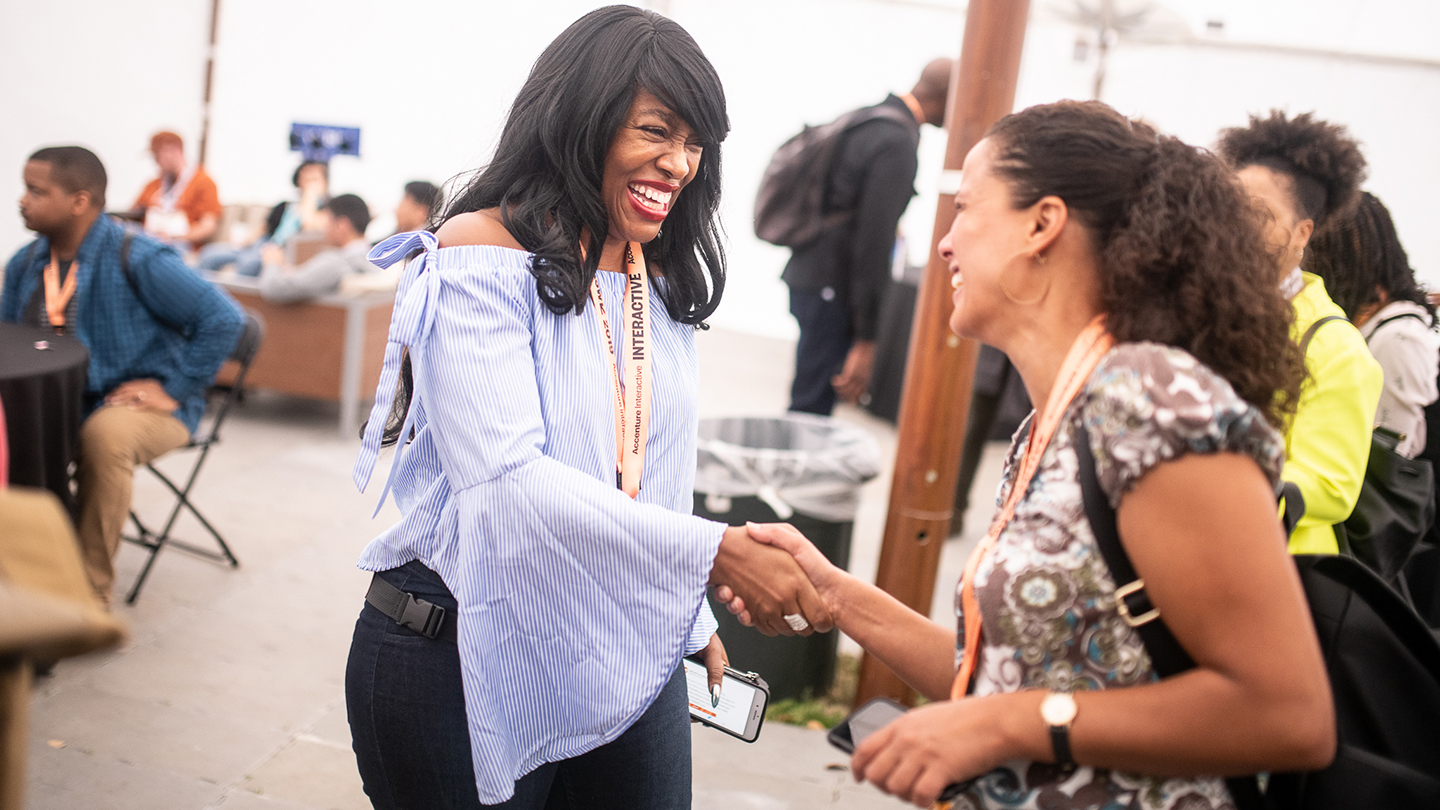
[24,326,1006,810]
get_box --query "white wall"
[3,0,1438,339]
[0,0,211,218]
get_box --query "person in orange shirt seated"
[129,131,222,251]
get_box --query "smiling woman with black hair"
[344,7,830,810]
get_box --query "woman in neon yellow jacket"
[1218,112,1382,554]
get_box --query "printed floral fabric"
[953,342,1285,810]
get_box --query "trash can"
[693,414,881,701]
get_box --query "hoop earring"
[1001,264,1049,305]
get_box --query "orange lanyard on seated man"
[43,251,79,334]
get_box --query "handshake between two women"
[705,522,837,638]
[709,522,842,636]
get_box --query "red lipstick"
[626,179,678,222]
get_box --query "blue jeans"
[196,242,264,276]
[346,561,692,809]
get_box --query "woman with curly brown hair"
[720,101,1331,810]
[1216,111,1383,554]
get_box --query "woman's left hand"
[700,633,728,707]
[851,698,1011,808]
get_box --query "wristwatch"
[1040,691,1078,768]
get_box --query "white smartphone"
[683,658,769,743]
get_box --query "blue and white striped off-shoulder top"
[354,232,723,804]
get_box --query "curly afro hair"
[1215,110,1367,231]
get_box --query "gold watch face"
[1040,691,1078,726]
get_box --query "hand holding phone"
[828,698,976,802]
[683,658,769,742]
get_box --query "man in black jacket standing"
[783,58,951,415]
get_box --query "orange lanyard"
[951,317,1114,699]
[587,243,652,498]
[43,251,79,333]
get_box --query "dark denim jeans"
[346,561,692,809]
[788,284,856,416]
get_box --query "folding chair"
[122,311,265,604]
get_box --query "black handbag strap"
[1074,421,1278,810]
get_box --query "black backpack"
[1364,312,1440,527]
[1349,311,1440,624]
[1294,315,1438,584]
[752,104,912,248]
[1075,422,1440,809]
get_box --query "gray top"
[258,239,379,303]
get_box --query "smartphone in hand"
[828,697,975,802]
[683,658,769,742]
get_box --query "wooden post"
[854,0,1032,707]
[198,0,222,166]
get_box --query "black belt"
[365,573,452,641]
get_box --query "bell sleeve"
[417,259,724,797]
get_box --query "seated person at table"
[129,131,223,252]
[197,160,330,277]
[391,180,439,236]
[3,146,245,607]
[257,194,379,303]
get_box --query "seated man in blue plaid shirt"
[3,146,245,607]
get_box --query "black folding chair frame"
[123,311,264,604]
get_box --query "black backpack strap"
[1074,421,1271,809]
[854,103,916,130]
[1367,311,1430,341]
[115,231,182,333]
[120,232,135,292]
[1299,315,1345,355]
[1074,422,1196,675]
[1285,315,1344,536]
[16,240,41,322]
[1280,481,1306,538]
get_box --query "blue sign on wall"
[289,123,361,162]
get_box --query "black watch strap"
[1049,722,1074,768]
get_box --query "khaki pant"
[75,405,189,606]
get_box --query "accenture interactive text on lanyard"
[588,243,652,498]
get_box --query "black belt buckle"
[399,592,447,639]
[365,572,448,640]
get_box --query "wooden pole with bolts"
[198,0,222,167]
[853,0,1033,707]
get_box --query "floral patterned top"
[954,342,1285,810]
